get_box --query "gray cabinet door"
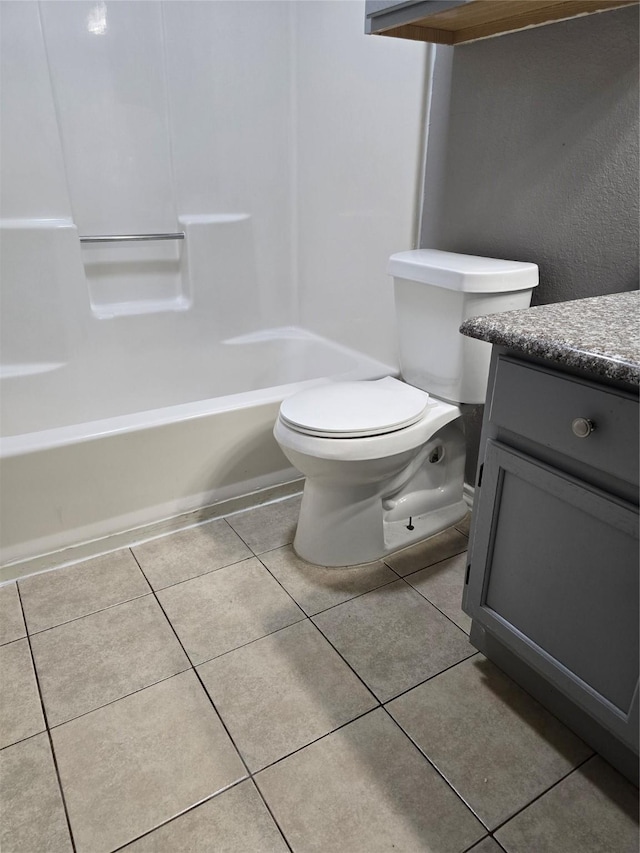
[466,439,639,750]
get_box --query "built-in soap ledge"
[79,213,254,321]
[81,229,188,320]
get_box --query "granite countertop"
[460,291,640,386]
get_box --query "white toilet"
[274,249,538,566]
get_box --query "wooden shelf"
[369,0,638,45]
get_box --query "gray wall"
[419,5,639,485]
[422,4,639,306]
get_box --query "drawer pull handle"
[571,417,596,438]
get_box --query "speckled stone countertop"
[460,291,640,386]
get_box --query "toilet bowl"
[274,249,539,566]
[274,377,467,565]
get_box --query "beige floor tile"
[0,639,45,748]
[495,755,639,853]
[387,656,593,830]
[31,595,190,726]
[256,708,485,853]
[313,580,474,702]
[260,545,397,615]
[0,733,73,853]
[19,550,150,633]
[158,557,304,665]
[0,583,26,645]
[406,551,472,634]
[384,527,468,577]
[121,780,289,852]
[226,495,302,554]
[132,519,252,590]
[51,670,246,853]
[198,620,377,771]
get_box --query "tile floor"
[1,494,638,853]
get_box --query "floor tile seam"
[378,703,491,833]
[131,544,309,671]
[220,515,261,557]
[246,779,295,853]
[43,664,195,732]
[305,611,386,704]
[142,552,260,595]
[250,704,383,779]
[0,727,49,752]
[396,575,473,639]
[461,835,507,853]
[303,571,400,617]
[380,650,481,706]
[264,565,402,620]
[402,577,472,637]
[15,583,78,853]
[107,778,253,853]
[0,631,28,647]
[488,751,598,836]
[131,550,256,782]
[192,612,315,669]
[20,589,154,638]
[244,551,309,618]
[383,544,469,579]
[0,633,31,650]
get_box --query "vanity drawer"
[489,356,639,486]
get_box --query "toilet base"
[292,476,468,567]
[382,500,468,558]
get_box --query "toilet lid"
[279,377,429,438]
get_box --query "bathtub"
[0,327,395,579]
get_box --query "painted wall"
[421,5,639,306]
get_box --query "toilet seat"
[279,377,429,438]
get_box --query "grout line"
[131,548,296,852]
[382,545,469,580]
[0,729,49,753]
[381,651,481,707]
[255,553,399,619]
[379,703,491,831]
[22,589,153,638]
[136,552,256,594]
[15,584,77,853]
[44,667,193,732]
[129,550,254,777]
[488,752,596,836]
[108,779,249,853]
[399,572,473,638]
[248,779,295,853]
[253,706,383,777]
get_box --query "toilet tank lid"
[388,249,538,293]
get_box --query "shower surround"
[0,1,426,576]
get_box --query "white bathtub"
[0,327,395,578]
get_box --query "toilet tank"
[388,249,538,405]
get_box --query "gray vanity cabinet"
[463,349,639,781]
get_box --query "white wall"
[295,1,427,364]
